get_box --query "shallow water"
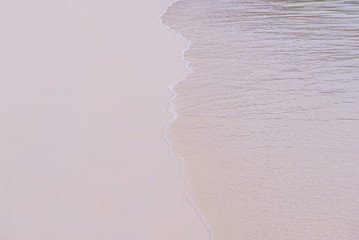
[162,0,359,239]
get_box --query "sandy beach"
[2,0,359,239]
[0,1,208,239]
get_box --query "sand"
[162,1,359,239]
[0,0,208,239]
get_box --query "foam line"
[159,1,214,239]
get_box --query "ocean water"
[162,0,359,239]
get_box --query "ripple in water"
[162,0,359,239]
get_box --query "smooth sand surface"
[0,1,208,239]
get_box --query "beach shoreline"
[0,1,208,239]
[160,1,214,238]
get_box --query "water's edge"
[158,0,359,238]
[159,1,214,239]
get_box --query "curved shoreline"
[0,1,210,239]
[160,1,214,239]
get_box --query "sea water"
[162,0,359,239]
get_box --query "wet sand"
[0,1,208,239]
[162,1,359,239]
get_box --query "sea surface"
[162,0,359,239]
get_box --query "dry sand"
[0,0,208,239]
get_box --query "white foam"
[159,1,214,239]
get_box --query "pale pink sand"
[0,1,208,239]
